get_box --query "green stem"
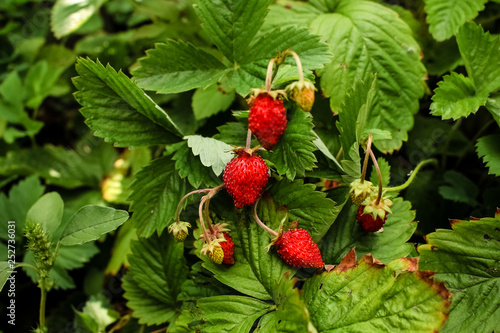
[360,134,373,183]
[385,159,438,192]
[253,200,278,237]
[39,278,47,330]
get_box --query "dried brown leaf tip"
[333,247,357,273]
[416,271,453,305]
[449,219,461,227]
[398,257,419,272]
[495,207,500,219]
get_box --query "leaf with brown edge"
[303,249,451,332]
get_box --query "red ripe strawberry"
[220,232,235,265]
[356,205,387,232]
[248,93,287,150]
[274,228,324,268]
[223,151,268,209]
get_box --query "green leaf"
[430,72,488,120]
[0,176,45,242]
[26,192,64,243]
[185,135,234,176]
[320,197,417,265]
[173,142,222,189]
[51,0,107,38]
[123,232,188,325]
[132,40,226,94]
[438,170,479,205]
[0,143,114,189]
[486,94,500,127]
[424,0,487,41]
[476,134,500,177]
[59,206,129,246]
[174,296,271,333]
[307,0,425,152]
[369,157,390,188]
[0,262,15,292]
[419,216,500,333]
[194,0,273,62]
[262,107,317,180]
[303,251,450,332]
[268,179,339,240]
[457,22,500,94]
[105,220,137,275]
[129,156,188,238]
[73,58,182,147]
[74,294,120,333]
[192,81,235,120]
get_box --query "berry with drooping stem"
[248,92,287,150]
[168,221,191,242]
[223,148,269,209]
[356,194,393,232]
[252,200,323,269]
[284,50,317,112]
[349,179,375,205]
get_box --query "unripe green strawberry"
[274,228,324,268]
[287,80,317,112]
[223,150,269,209]
[349,179,374,205]
[207,246,224,264]
[248,92,287,150]
[168,221,191,242]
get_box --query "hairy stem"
[246,128,252,150]
[284,50,304,82]
[360,134,373,183]
[385,159,438,192]
[253,200,278,237]
[198,196,211,242]
[265,58,276,92]
[175,188,212,223]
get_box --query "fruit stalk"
[385,159,438,192]
[253,200,278,237]
[361,134,373,183]
[284,50,304,83]
[265,58,276,92]
[175,188,211,223]
[369,149,383,205]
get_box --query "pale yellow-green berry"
[168,221,191,242]
[349,179,375,205]
[286,80,317,112]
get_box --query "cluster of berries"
[169,51,324,269]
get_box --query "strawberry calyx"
[247,89,287,105]
[360,193,393,221]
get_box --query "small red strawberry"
[274,228,324,268]
[219,232,235,265]
[248,92,287,150]
[223,150,269,209]
[356,205,387,232]
[356,195,392,232]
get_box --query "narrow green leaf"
[303,252,451,332]
[457,22,500,94]
[194,0,273,62]
[262,107,317,180]
[73,58,182,147]
[476,134,500,177]
[0,176,45,241]
[59,206,129,246]
[424,0,487,41]
[185,135,234,176]
[132,40,226,94]
[128,156,188,238]
[268,179,339,240]
[192,81,235,120]
[309,0,425,152]
[124,232,188,325]
[430,73,488,120]
[51,0,107,38]
[419,216,500,333]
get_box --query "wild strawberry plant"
[0,0,500,332]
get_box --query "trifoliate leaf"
[73,58,182,147]
[430,72,488,120]
[457,22,500,95]
[476,134,500,177]
[132,40,226,94]
[262,107,317,180]
[59,206,129,246]
[303,250,451,332]
[419,216,500,333]
[424,0,487,41]
[194,0,273,62]
[123,232,188,325]
[51,0,107,38]
[192,81,235,120]
[128,156,188,238]
[185,135,234,176]
[0,176,44,242]
[320,197,417,265]
[268,178,339,241]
